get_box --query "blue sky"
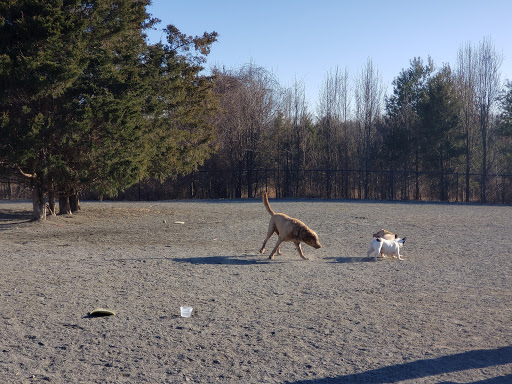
[146,0,511,110]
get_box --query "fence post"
[334,170,337,199]
[455,173,459,203]
[390,171,394,201]
[502,175,505,204]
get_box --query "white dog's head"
[375,237,406,245]
[397,237,406,245]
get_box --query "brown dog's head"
[373,229,396,239]
[301,228,322,249]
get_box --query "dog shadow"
[325,256,373,263]
[173,254,273,265]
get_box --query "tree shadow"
[173,255,273,265]
[287,346,512,384]
[0,209,33,228]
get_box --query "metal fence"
[178,169,512,204]
[0,178,31,200]
[2,169,512,204]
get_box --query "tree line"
[1,2,511,220]
[194,39,511,203]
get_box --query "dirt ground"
[0,198,511,383]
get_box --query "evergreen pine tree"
[0,1,218,219]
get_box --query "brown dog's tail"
[262,192,276,216]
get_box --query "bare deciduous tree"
[317,66,352,196]
[456,41,479,202]
[475,37,503,202]
[279,79,312,196]
[354,58,384,198]
[210,64,280,197]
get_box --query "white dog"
[367,237,406,260]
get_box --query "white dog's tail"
[262,192,276,216]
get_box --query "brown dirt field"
[1,199,511,383]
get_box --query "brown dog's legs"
[260,239,281,256]
[268,238,284,259]
[269,239,307,260]
[294,242,309,260]
[259,223,275,254]
[260,222,283,255]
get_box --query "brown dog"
[373,229,398,241]
[259,193,321,260]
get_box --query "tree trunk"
[58,190,80,214]
[59,194,72,215]
[481,105,488,204]
[70,190,80,212]
[481,120,487,203]
[7,178,12,199]
[465,136,471,203]
[32,184,47,221]
[48,186,57,216]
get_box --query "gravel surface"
[1,199,511,383]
